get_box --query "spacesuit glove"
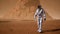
[44,18,46,21]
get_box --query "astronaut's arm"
[43,11,46,20]
[34,12,37,20]
[34,9,38,20]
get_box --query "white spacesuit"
[34,6,46,33]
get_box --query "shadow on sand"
[42,28,60,33]
[0,21,11,23]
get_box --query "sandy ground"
[0,20,60,34]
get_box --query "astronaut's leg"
[37,17,42,32]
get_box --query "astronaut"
[34,5,46,33]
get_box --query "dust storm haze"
[0,0,40,20]
[1,0,60,20]
[0,0,60,20]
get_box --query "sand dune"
[0,0,53,20]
